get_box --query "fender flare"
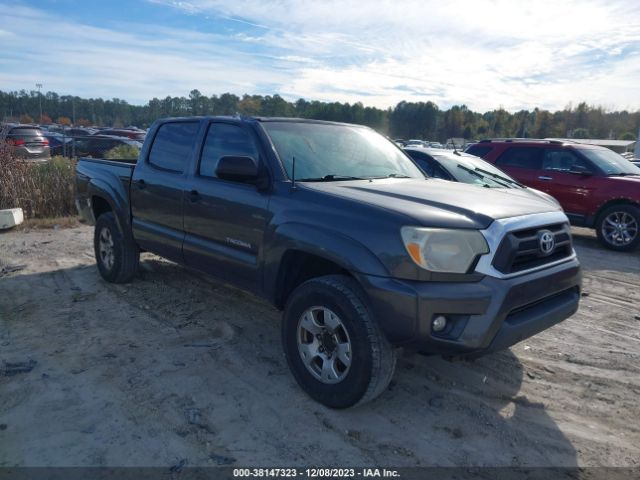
[86,177,131,235]
[263,222,389,303]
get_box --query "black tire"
[595,204,640,252]
[282,274,396,409]
[94,212,140,283]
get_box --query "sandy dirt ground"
[0,225,639,468]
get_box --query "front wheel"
[282,275,396,409]
[94,212,140,283]
[596,205,640,251]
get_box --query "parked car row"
[2,123,146,161]
[465,139,640,251]
[41,124,146,140]
[394,138,443,149]
[70,136,143,158]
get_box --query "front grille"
[492,223,573,274]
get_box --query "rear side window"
[465,145,492,158]
[496,147,543,169]
[404,151,452,179]
[199,123,259,178]
[405,150,434,176]
[8,128,43,138]
[148,122,199,173]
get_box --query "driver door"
[538,149,598,218]
[182,121,271,293]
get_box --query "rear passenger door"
[183,121,270,293]
[494,146,546,191]
[131,121,200,263]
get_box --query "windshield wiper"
[456,164,498,188]
[457,164,512,188]
[385,173,413,178]
[474,166,523,187]
[457,163,483,178]
[607,172,637,177]
[297,174,366,182]
[368,173,413,179]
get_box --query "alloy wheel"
[602,211,638,247]
[297,306,352,384]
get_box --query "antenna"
[291,156,297,191]
[452,139,460,156]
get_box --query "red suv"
[466,139,640,251]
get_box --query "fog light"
[432,315,447,332]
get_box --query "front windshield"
[262,122,425,181]
[433,153,519,188]
[579,148,640,175]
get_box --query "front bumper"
[358,257,581,357]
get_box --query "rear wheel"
[94,212,139,283]
[282,275,396,408]
[596,205,640,251]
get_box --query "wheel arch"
[264,223,389,309]
[594,198,640,225]
[86,178,131,236]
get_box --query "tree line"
[1,89,638,142]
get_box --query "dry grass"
[0,144,77,218]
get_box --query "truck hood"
[302,178,563,230]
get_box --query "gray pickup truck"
[75,117,581,408]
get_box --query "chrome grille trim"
[475,211,576,279]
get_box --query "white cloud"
[152,0,640,111]
[1,1,639,111]
[0,4,300,103]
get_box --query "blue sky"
[1,0,639,112]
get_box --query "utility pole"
[36,83,43,124]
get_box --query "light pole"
[36,83,43,124]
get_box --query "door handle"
[189,190,201,202]
[538,176,553,181]
[134,179,146,189]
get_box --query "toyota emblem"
[538,230,555,256]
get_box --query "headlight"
[401,227,489,273]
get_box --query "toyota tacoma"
[75,117,581,408]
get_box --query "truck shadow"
[0,260,577,467]
[368,349,578,467]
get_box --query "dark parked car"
[72,135,142,159]
[76,117,581,408]
[98,129,146,141]
[466,139,640,251]
[404,146,560,205]
[44,132,73,157]
[65,127,97,137]
[1,124,51,162]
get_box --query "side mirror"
[569,164,592,176]
[216,155,259,183]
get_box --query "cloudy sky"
[1,0,639,112]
